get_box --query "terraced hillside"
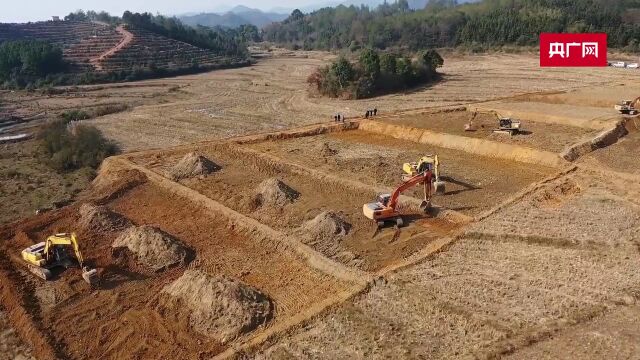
[0,20,245,74]
[100,27,232,72]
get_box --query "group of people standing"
[332,108,379,122]
[364,108,378,118]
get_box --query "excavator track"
[27,265,52,281]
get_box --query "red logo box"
[540,33,607,67]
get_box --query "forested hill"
[263,0,640,51]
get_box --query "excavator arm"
[388,171,433,210]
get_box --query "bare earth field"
[1,51,640,359]
[376,109,598,153]
[242,130,555,216]
[257,168,640,359]
[78,53,635,151]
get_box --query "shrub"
[60,110,91,121]
[39,120,119,172]
[309,48,443,99]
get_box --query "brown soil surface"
[479,101,620,130]
[468,171,640,247]
[257,167,640,359]
[513,82,640,108]
[162,270,274,344]
[71,54,636,151]
[131,143,461,272]
[378,109,597,153]
[243,130,555,216]
[296,211,361,267]
[259,170,640,358]
[0,311,35,360]
[2,52,640,358]
[0,175,350,359]
[582,118,640,175]
[504,306,640,359]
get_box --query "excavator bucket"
[434,180,446,195]
[419,200,431,211]
[81,267,99,286]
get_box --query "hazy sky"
[1,0,317,23]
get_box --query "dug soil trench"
[376,108,597,153]
[130,143,462,272]
[0,170,353,359]
[241,130,556,217]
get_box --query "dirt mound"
[531,179,581,207]
[319,142,338,157]
[112,225,189,271]
[167,152,220,180]
[296,211,360,266]
[254,178,299,208]
[300,211,351,242]
[78,203,131,232]
[90,161,147,202]
[162,270,273,343]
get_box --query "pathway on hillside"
[89,25,134,71]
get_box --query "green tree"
[330,56,355,89]
[421,49,444,70]
[359,48,381,79]
[380,53,397,74]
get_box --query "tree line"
[263,0,640,52]
[121,11,252,58]
[0,40,67,88]
[308,48,443,99]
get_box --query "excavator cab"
[377,193,391,206]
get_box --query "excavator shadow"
[440,176,481,196]
[372,213,431,242]
[99,265,150,290]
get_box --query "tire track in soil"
[0,249,65,360]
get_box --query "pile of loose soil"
[90,167,147,202]
[319,142,338,157]
[162,270,273,343]
[112,225,189,271]
[296,211,361,266]
[78,203,131,232]
[167,152,220,180]
[531,179,581,207]
[254,178,299,208]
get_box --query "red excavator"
[363,170,433,229]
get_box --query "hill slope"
[0,20,248,76]
[263,0,640,50]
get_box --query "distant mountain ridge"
[179,7,287,29]
[180,1,479,29]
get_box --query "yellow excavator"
[21,233,98,286]
[402,155,446,195]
